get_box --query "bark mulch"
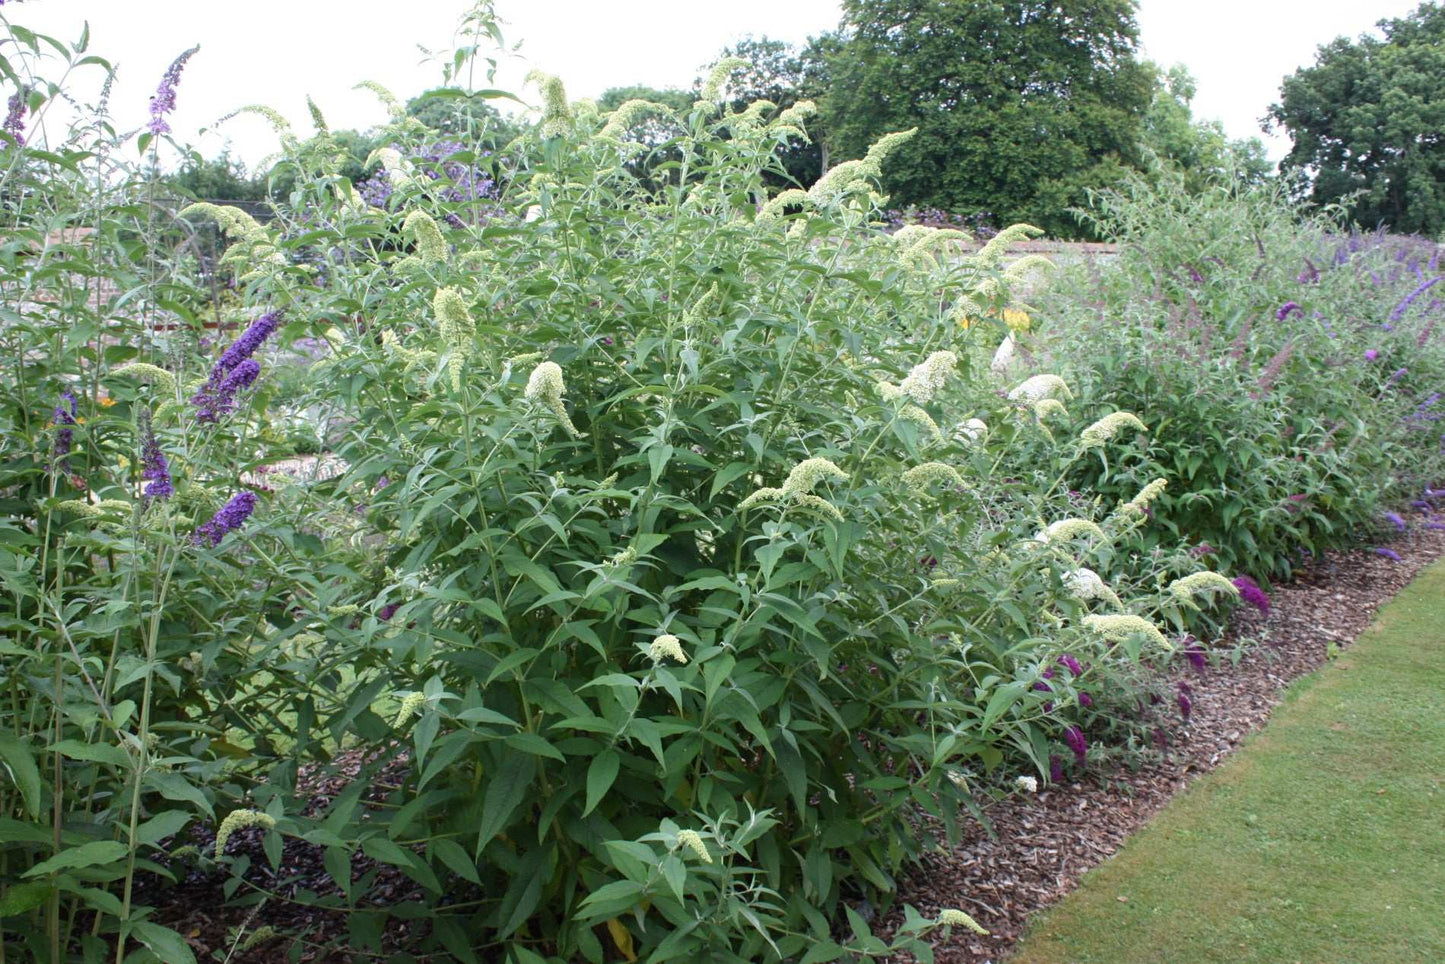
[886,526,1445,963]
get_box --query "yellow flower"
[1003,308,1031,333]
[98,396,116,408]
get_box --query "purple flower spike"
[1184,639,1207,672]
[1389,275,1442,322]
[1364,349,1379,361]
[1049,755,1064,783]
[1384,511,1408,532]
[1058,654,1083,677]
[52,390,77,467]
[1427,522,1445,531]
[1189,542,1217,558]
[1374,547,1402,562]
[1034,681,1053,693]
[1064,725,1088,765]
[1078,692,1093,708]
[193,311,281,423]
[1232,575,1270,617]
[193,490,257,547]
[4,86,28,146]
[147,46,199,136]
[1275,301,1302,321]
[140,415,173,502]
[1176,683,1192,721]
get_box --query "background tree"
[1269,2,1445,235]
[1142,64,1270,192]
[166,148,268,202]
[820,0,1154,237]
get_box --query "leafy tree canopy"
[1269,2,1445,235]
[819,0,1154,237]
[1142,64,1271,192]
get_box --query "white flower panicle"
[1014,775,1039,793]
[675,828,712,863]
[433,287,475,391]
[757,188,813,222]
[1007,374,1073,403]
[697,57,749,107]
[1167,572,1240,608]
[898,405,943,441]
[215,809,277,858]
[1082,614,1171,649]
[958,418,989,443]
[392,691,427,728]
[1033,398,1069,420]
[1062,568,1123,609]
[775,99,816,129]
[902,462,966,495]
[1080,411,1146,446]
[597,99,669,140]
[403,211,448,267]
[936,909,989,934]
[113,363,177,396]
[887,350,958,406]
[1037,518,1106,544]
[1004,253,1054,281]
[524,361,582,438]
[1121,478,1168,515]
[355,80,405,120]
[970,223,1044,268]
[527,70,571,139]
[808,129,916,204]
[647,634,687,664]
[740,457,849,520]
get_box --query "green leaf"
[23,840,128,877]
[0,880,51,915]
[128,921,197,964]
[432,837,481,885]
[0,732,41,819]
[583,750,620,816]
[475,753,534,856]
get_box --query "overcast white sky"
[9,0,1424,169]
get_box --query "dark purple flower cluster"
[1176,681,1192,721]
[193,490,257,546]
[1184,638,1207,672]
[1275,301,1302,321]
[148,46,199,136]
[1078,692,1093,708]
[1232,575,1270,617]
[1049,754,1064,782]
[1297,259,1319,284]
[1064,725,1088,765]
[140,414,173,502]
[1373,547,1401,562]
[192,312,280,422]
[53,390,77,467]
[4,86,27,146]
[1057,653,1083,676]
[1384,511,1407,532]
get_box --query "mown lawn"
[1010,561,1445,964]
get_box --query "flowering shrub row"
[0,10,1379,963]
[1038,173,1445,580]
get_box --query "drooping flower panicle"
[647,635,687,664]
[740,457,850,520]
[193,311,281,422]
[1231,575,1270,616]
[214,808,275,858]
[523,361,581,437]
[1007,374,1072,403]
[148,46,200,136]
[1082,613,1170,649]
[139,409,173,502]
[675,829,712,863]
[1167,571,1240,609]
[1080,411,1146,446]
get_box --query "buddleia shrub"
[161,49,1243,960]
[1044,170,1445,580]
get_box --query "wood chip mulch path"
[885,525,1445,963]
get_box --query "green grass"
[1011,561,1445,964]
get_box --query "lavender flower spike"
[53,390,78,467]
[1373,547,1402,562]
[1275,301,1302,321]
[148,46,200,136]
[1384,511,1407,533]
[1389,275,1442,323]
[194,491,257,546]
[3,86,28,146]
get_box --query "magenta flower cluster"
[1231,575,1270,616]
[140,418,173,502]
